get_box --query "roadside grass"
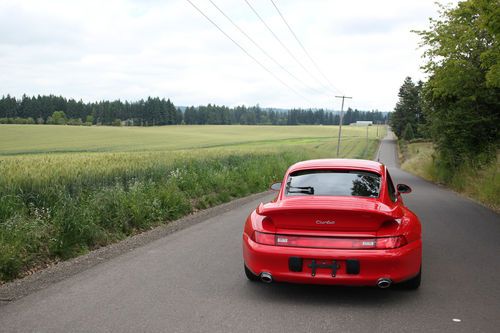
[400,141,499,212]
[399,141,436,179]
[0,125,384,282]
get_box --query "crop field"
[0,124,386,281]
[0,124,382,154]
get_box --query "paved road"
[1,133,499,332]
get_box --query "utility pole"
[335,95,352,157]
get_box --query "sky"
[0,0,456,111]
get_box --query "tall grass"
[400,141,499,212]
[0,126,382,281]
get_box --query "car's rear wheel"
[399,267,421,290]
[244,265,259,281]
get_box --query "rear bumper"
[242,233,421,286]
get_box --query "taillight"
[253,231,275,245]
[252,232,407,249]
[375,236,407,249]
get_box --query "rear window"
[285,169,381,198]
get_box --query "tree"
[0,95,389,127]
[0,95,18,118]
[402,123,415,141]
[51,111,67,125]
[414,0,499,172]
[85,115,94,124]
[390,77,423,138]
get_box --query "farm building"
[351,121,373,126]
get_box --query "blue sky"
[0,0,457,110]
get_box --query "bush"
[46,111,67,125]
[67,118,83,126]
[0,117,36,124]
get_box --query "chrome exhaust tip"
[377,278,392,289]
[260,272,273,283]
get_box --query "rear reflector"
[253,231,407,249]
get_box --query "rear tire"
[400,267,421,290]
[244,265,259,282]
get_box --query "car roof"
[288,159,385,175]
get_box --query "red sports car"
[242,159,422,289]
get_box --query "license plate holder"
[307,259,341,277]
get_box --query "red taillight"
[375,236,408,249]
[253,231,275,245]
[253,232,407,249]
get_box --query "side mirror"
[270,182,282,191]
[397,184,412,194]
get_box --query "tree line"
[0,95,180,126]
[390,0,499,180]
[0,94,387,126]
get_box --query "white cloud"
[0,0,456,110]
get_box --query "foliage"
[402,123,415,141]
[389,77,424,138]
[67,118,83,126]
[414,0,499,176]
[50,111,67,125]
[400,141,499,212]
[0,117,35,124]
[0,94,387,127]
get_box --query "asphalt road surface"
[1,133,499,332]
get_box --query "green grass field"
[0,124,386,281]
[0,124,382,154]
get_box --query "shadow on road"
[242,281,419,307]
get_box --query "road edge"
[0,190,272,304]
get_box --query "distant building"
[351,121,373,126]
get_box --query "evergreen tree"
[402,123,415,141]
[0,95,389,127]
[390,77,422,138]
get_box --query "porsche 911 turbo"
[242,159,422,289]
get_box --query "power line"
[185,0,312,104]
[270,0,343,94]
[208,0,325,96]
[243,0,331,94]
[270,0,344,95]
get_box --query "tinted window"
[386,171,397,202]
[285,170,381,198]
